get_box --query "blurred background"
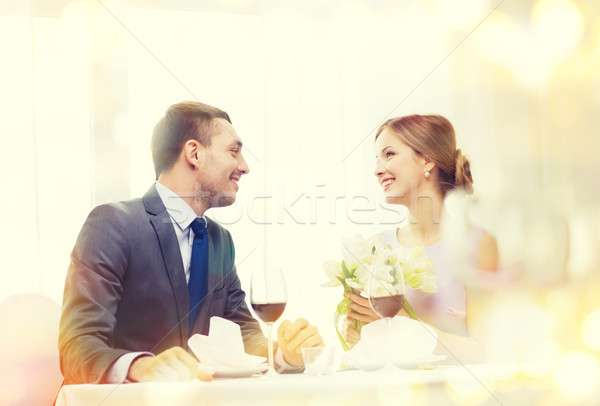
[0,0,599,403]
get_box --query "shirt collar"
[154,182,204,230]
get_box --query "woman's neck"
[400,192,446,247]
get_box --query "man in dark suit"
[59,101,323,384]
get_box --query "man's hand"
[277,318,324,367]
[127,346,213,382]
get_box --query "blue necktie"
[188,217,208,334]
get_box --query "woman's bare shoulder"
[476,230,498,271]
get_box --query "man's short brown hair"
[151,101,231,179]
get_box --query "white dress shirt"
[155,181,205,284]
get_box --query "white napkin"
[342,317,441,370]
[188,317,267,370]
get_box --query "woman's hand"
[342,318,362,347]
[345,291,380,323]
[345,290,412,324]
[342,290,412,347]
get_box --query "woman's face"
[374,127,427,205]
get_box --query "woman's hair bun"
[454,148,474,194]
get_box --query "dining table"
[54,363,559,406]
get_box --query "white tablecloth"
[55,365,522,406]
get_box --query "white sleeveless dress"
[380,228,485,336]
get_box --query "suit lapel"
[143,185,189,344]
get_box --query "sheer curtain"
[0,15,92,305]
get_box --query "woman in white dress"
[343,114,498,363]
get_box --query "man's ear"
[183,139,204,169]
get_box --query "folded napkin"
[342,317,441,370]
[188,317,267,370]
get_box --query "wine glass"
[367,270,405,370]
[250,267,287,376]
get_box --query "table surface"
[55,364,567,406]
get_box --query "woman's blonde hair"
[375,114,473,197]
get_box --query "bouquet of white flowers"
[322,234,437,350]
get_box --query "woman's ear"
[422,156,435,174]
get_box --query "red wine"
[251,302,287,323]
[371,295,405,318]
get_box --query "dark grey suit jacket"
[58,185,266,384]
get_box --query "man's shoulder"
[83,197,151,231]
[109,196,145,211]
[90,185,162,217]
[74,198,147,249]
[91,197,145,217]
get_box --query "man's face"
[195,118,249,208]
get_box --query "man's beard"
[194,184,236,209]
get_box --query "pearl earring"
[424,171,430,178]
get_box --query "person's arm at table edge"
[58,205,131,384]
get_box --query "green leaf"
[337,301,350,314]
[404,300,420,320]
[341,261,352,279]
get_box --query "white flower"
[371,240,392,266]
[354,265,370,285]
[365,280,402,298]
[343,263,370,292]
[321,260,343,287]
[367,234,385,250]
[326,233,437,295]
[345,278,363,291]
[341,234,372,270]
[370,263,394,284]
[399,247,437,292]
